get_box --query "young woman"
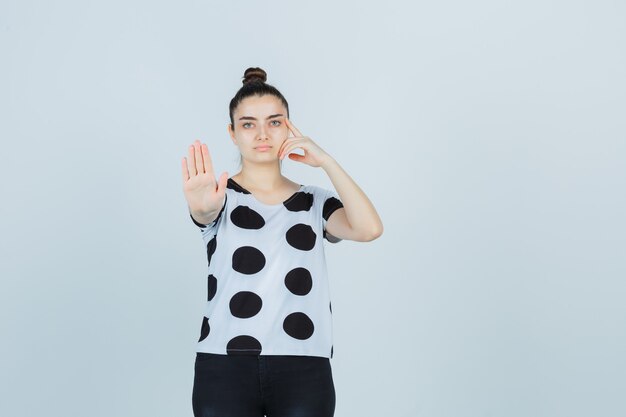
[181,67,383,417]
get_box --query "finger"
[280,141,303,160]
[279,143,292,160]
[193,140,204,174]
[285,118,303,138]
[278,137,292,156]
[201,143,216,183]
[217,171,228,194]
[288,153,305,162]
[188,144,197,176]
[280,144,295,160]
[182,157,190,183]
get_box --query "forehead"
[235,95,286,118]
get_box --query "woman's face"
[228,94,289,163]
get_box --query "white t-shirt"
[189,177,344,358]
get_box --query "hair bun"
[242,67,267,85]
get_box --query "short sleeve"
[189,195,227,241]
[320,187,344,243]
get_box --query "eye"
[243,122,252,128]
[270,120,281,126]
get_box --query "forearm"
[320,155,383,237]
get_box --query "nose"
[256,125,269,141]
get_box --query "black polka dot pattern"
[284,191,314,212]
[322,195,344,242]
[232,246,266,275]
[206,236,217,267]
[227,178,251,195]
[285,267,313,296]
[198,316,210,342]
[230,205,265,229]
[192,182,343,358]
[322,196,343,221]
[207,274,217,301]
[229,291,263,318]
[285,223,317,251]
[227,335,262,355]
[283,312,315,340]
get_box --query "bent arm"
[320,156,383,242]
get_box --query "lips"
[255,146,272,150]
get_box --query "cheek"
[239,131,256,142]
[277,125,289,138]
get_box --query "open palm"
[182,140,228,215]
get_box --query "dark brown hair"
[228,67,290,131]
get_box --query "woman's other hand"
[277,118,333,168]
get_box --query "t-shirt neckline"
[228,177,304,207]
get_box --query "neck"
[236,160,285,191]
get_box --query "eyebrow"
[238,114,284,121]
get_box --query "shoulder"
[300,185,343,215]
[300,184,332,205]
[300,184,331,197]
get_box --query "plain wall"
[1,0,624,416]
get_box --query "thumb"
[216,171,229,194]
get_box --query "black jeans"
[192,352,336,417]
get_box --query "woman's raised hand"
[277,118,332,168]
[182,140,228,215]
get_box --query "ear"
[227,123,236,144]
